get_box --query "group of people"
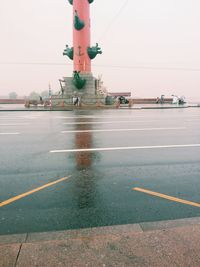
[156,95,186,104]
[172,95,186,104]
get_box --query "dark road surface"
[0,108,200,235]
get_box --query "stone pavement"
[1,217,200,267]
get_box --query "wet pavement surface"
[0,108,200,235]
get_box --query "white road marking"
[185,115,200,117]
[57,115,200,120]
[186,119,200,122]
[61,127,186,133]
[0,132,20,135]
[0,116,39,119]
[57,115,145,119]
[0,123,30,126]
[0,116,16,120]
[22,116,42,119]
[0,114,42,119]
[0,118,25,121]
[63,120,158,125]
[50,144,200,153]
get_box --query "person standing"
[74,97,79,106]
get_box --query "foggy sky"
[0,0,200,99]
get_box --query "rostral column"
[73,0,91,73]
[64,0,102,91]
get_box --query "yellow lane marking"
[133,187,200,208]
[0,176,71,208]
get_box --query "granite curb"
[1,216,200,245]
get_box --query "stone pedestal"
[52,73,106,107]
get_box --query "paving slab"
[26,224,142,243]
[0,234,27,245]
[140,216,200,231]
[16,224,200,267]
[0,243,21,267]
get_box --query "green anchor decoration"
[73,71,86,89]
[74,10,85,30]
[77,46,84,56]
[63,45,74,60]
[87,43,102,59]
[68,0,94,5]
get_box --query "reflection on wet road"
[73,118,97,209]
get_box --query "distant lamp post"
[48,83,52,108]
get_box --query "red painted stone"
[73,0,91,73]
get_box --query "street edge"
[1,216,200,245]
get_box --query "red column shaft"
[73,0,91,73]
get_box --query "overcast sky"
[0,0,200,99]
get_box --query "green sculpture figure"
[63,45,74,60]
[87,43,102,59]
[74,10,85,31]
[73,71,86,89]
[68,0,94,4]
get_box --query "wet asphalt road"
[0,108,200,235]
